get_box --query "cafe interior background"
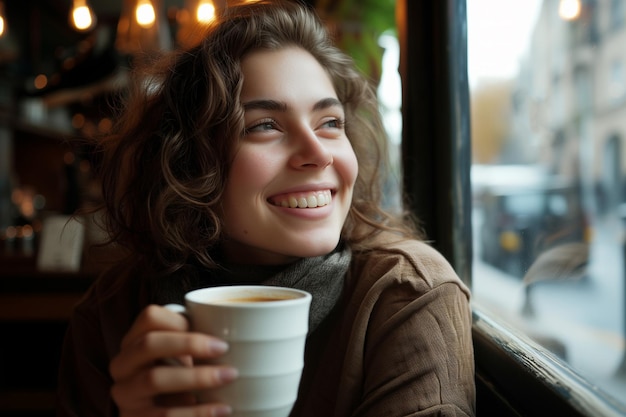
[0,0,393,267]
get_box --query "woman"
[57,1,475,416]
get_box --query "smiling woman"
[56,1,475,417]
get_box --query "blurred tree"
[471,79,513,164]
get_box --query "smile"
[269,190,332,208]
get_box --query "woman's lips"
[268,190,332,208]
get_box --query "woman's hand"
[109,304,238,417]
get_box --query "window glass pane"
[377,31,403,213]
[468,0,626,405]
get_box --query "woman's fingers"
[110,330,229,381]
[111,304,237,416]
[110,304,229,382]
[120,304,190,350]
[111,364,239,409]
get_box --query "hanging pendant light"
[116,0,171,57]
[70,0,97,32]
[135,0,156,28]
[196,0,216,23]
[176,0,220,49]
[559,0,582,21]
[0,1,6,38]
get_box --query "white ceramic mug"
[166,285,312,417]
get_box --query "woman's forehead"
[239,47,337,102]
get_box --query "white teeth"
[273,190,331,208]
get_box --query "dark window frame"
[395,1,626,416]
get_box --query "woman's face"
[219,46,358,265]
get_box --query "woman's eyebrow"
[313,97,343,111]
[243,99,287,112]
[242,97,343,112]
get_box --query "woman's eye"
[245,120,277,134]
[321,118,345,130]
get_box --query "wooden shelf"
[0,293,86,321]
[13,119,78,143]
[0,390,55,409]
[0,254,95,321]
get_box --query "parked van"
[472,165,591,278]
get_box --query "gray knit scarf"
[261,247,351,332]
[153,245,352,333]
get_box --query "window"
[468,0,626,409]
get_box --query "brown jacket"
[57,235,475,417]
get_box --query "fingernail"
[209,340,229,354]
[218,367,239,383]
[213,404,233,416]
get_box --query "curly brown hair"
[95,0,421,275]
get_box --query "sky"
[467,0,543,87]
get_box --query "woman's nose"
[289,128,333,169]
